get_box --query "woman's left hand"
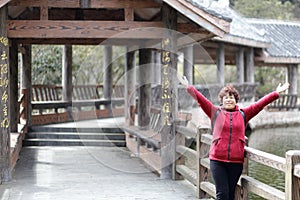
[276,82,290,94]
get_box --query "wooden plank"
[240,175,285,200]
[176,145,197,160]
[245,146,286,172]
[9,0,161,8]
[176,165,197,185]
[7,20,165,39]
[200,181,216,199]
[176,125,197,138]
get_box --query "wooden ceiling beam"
[8,0,161,8]
[7,20,208,39]
[7,20,165,39]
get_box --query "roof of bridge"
[248,18,300,64]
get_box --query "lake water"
[247,126,300,199]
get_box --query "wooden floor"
[1,117,205,200]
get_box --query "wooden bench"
[123,107,192,173]
[268,94,298,111]
[123,107,162,151]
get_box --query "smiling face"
[222,93,237,110]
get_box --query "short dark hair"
[218,84,240,103]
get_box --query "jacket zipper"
[228,113,233,161]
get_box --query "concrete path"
[0,146,199,200]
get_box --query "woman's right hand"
[177,74,189,88]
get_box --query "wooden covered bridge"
[1,0,300,199]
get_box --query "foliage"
[32,45,126,86]
[32,45,62,85]
[233,0,294,20]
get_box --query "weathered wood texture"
[8,0,161,8]
[138,48,151,129]
[160,2,178,180]
[285,151,300,200]
[125,48,136,126]
[0,5,11,182]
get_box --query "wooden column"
[0,5,11,182]
[285,151,300,200]
[217,43,225,85]
[183,45,194,84]
[246,48,254,83]
[152,50,161,86]
[9,40,18,133]
[287,64,298,95]
[138,48,151,129]
[103,45,112,112]
[20,44,32,127]
[125,48,136,126]
[161,3,178,179]
[62,45,73,101]
[103,45,112,98]
[236,47,244,84]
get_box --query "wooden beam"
[9,0,161,8]
[124,8,134,21]
[0,0,11,8]
[7,20,165,39]
[163,0,230,37]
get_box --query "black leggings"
[210,160,243,200]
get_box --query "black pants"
[210,160,243,200]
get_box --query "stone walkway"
[0,146,199,200]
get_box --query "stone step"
[29,126,123,133]
[25,125,126,147]
[25,132,125,140]
[23,138,126,147]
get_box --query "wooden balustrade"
[174,126,300,200]
[29,84,125,125]
[268,94,299,111]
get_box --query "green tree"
[32,45,62,85]
[234,0,294,19]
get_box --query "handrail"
[174,126,300,200]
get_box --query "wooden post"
[125,47,136,126]
[62,45,73,101]
[183,45,194,84]
[9,40,18,133]
[246,47,254,83]
[285,150,300,200]
[151,50,161,86]
[287,64,298,95]
[20,45,32,127]
[0,5,11,182]
[236,47,244,84]
[197,127,211,198]
[138,48,151,129]
[217,43,225,86]
[161,2,178,180]
[103,45,112,113]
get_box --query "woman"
[178,75,289,200]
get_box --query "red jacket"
[187,85,279,163]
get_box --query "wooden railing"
[175,126,300,199]
[268,94,299,111]
[30,84,125,125]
